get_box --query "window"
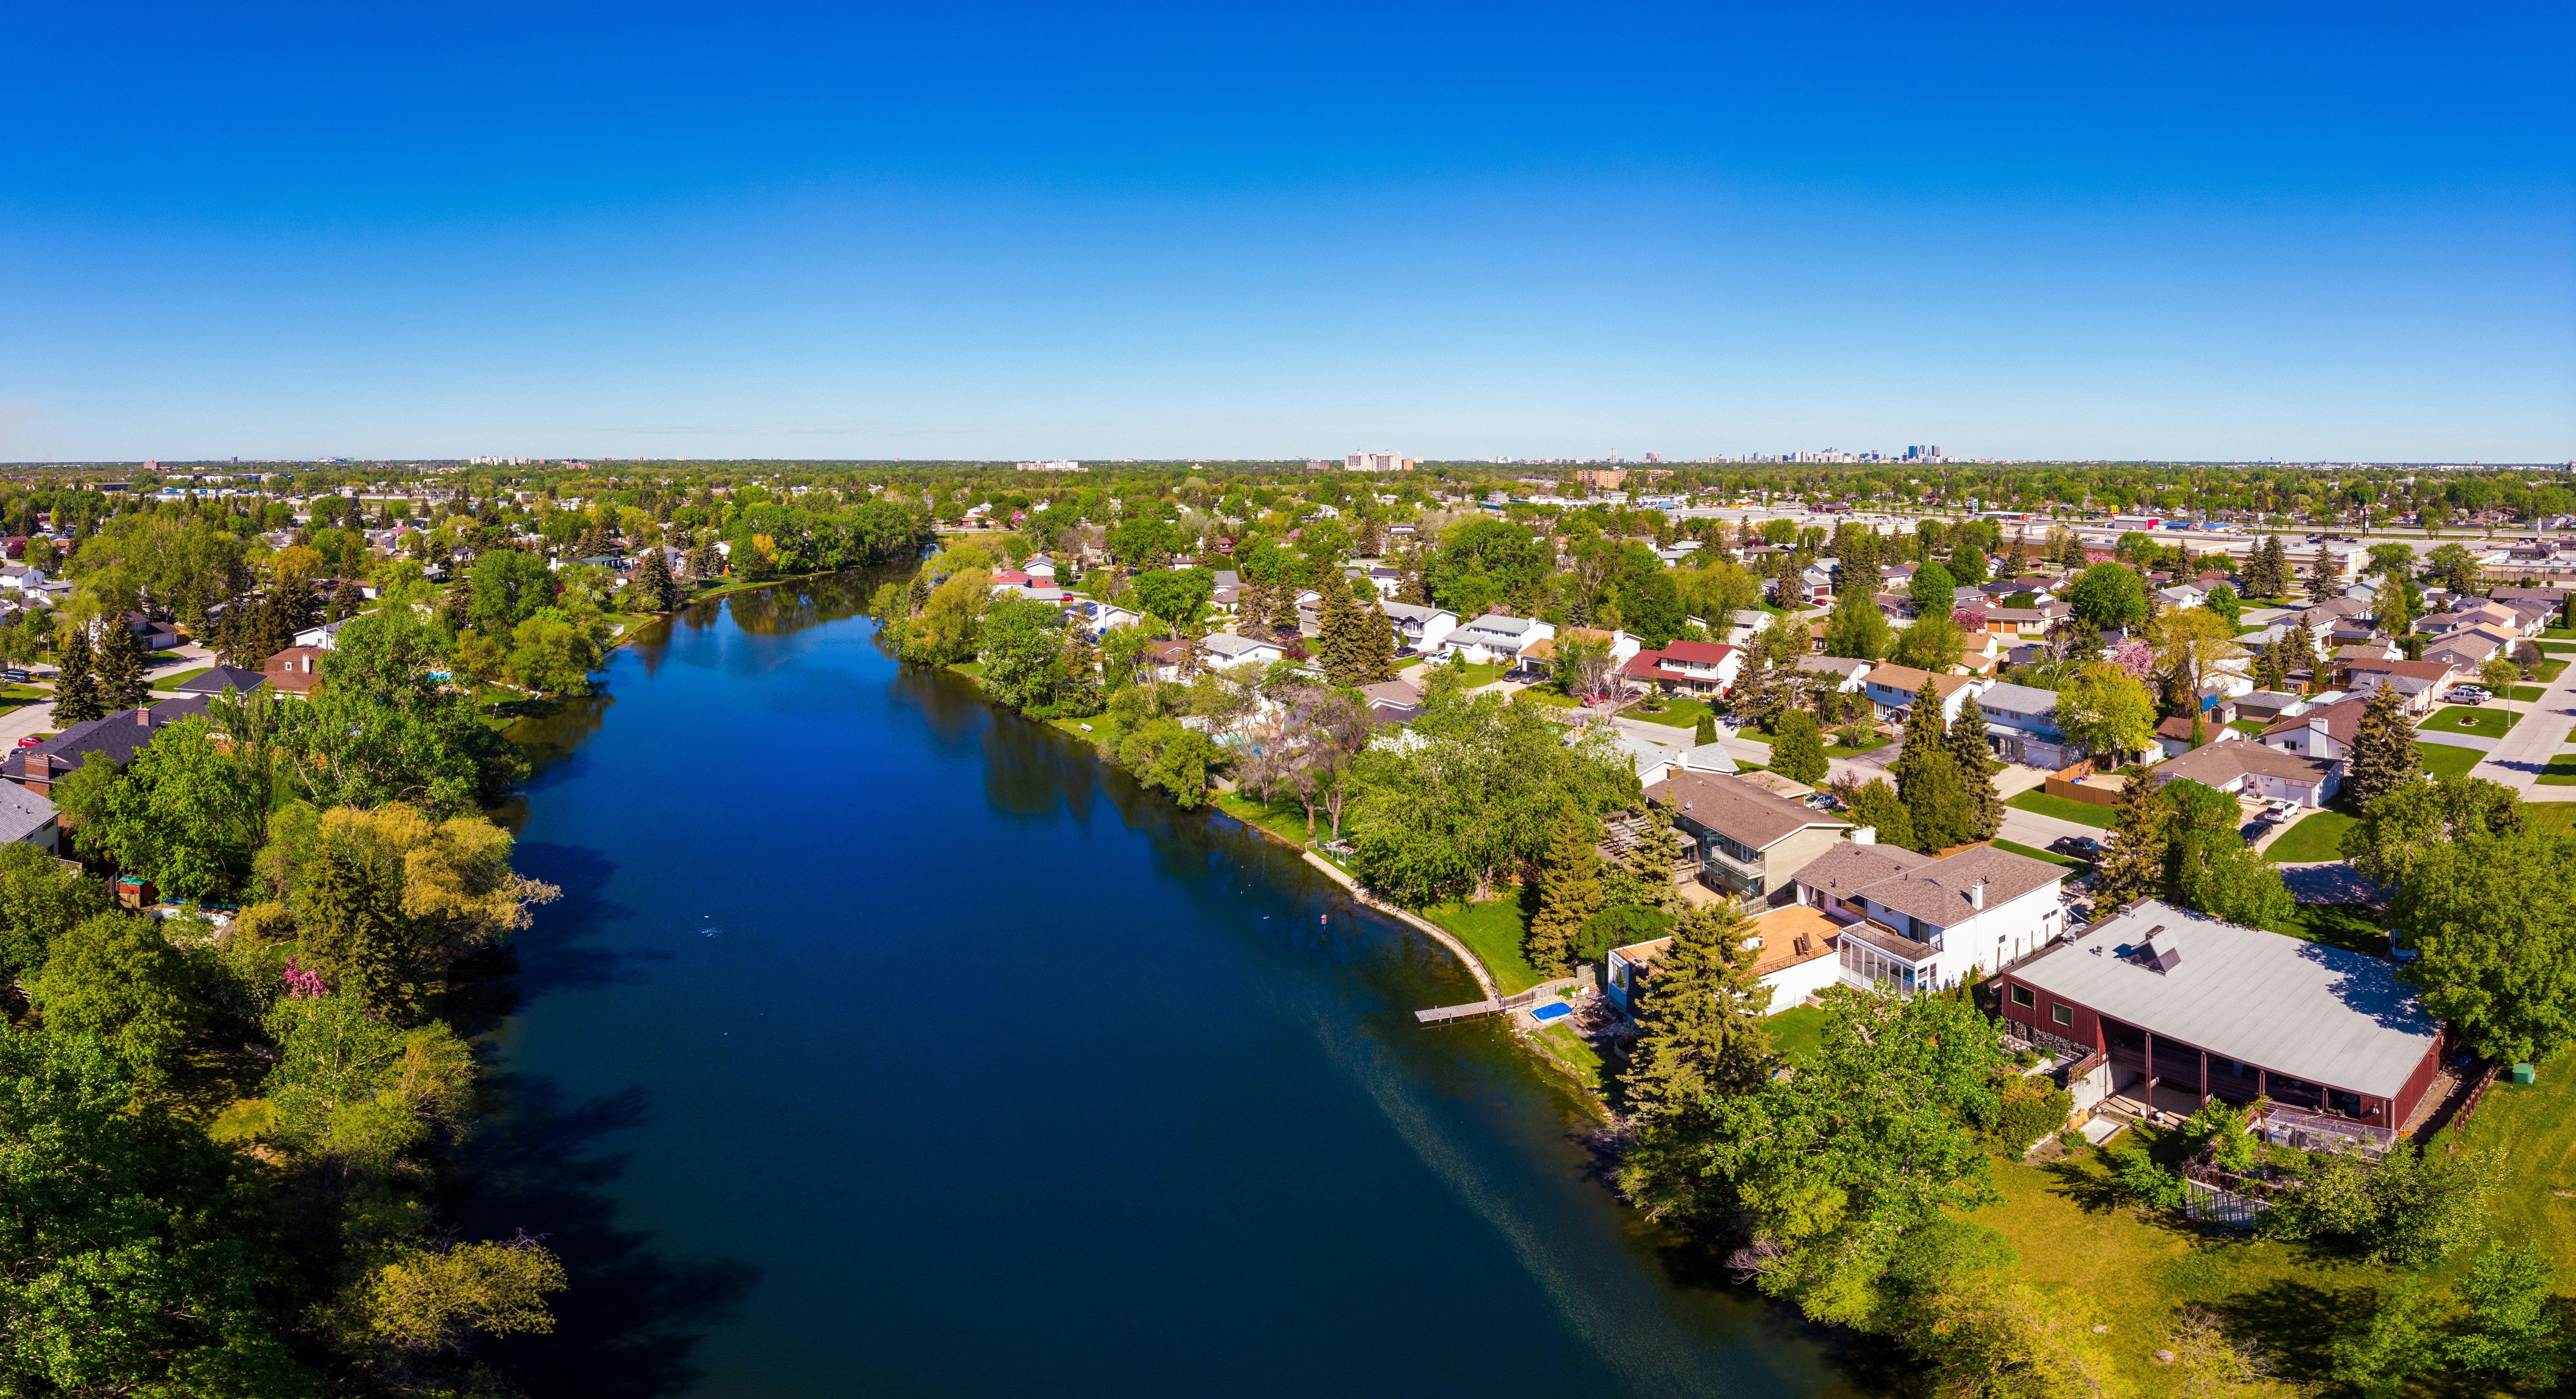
[2052,1003,2074,1027]
[2011,984,2033,1008]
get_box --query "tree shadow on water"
[503,842,672,998]
[451,1073,762,1399]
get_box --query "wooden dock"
[1414,975,1588,1025]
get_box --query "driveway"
[2416,729,2498,752]
[1998,805,2106,850]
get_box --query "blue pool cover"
[1530,1002,1572,1023]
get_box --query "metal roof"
[2006,900,2437,1098]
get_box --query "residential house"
[2154,583,2207,610]
[1621,641,1743,697]
[1519,627,1643,680]
[2151,715,2242,762]
[1790,838,2070,995]
[1442,613,1555,666]
[1995,899,2444,1128]
[1643,769,1851,904]
[2258,695,2363,761]
[0,564,47,591]
[0,780,58,855]
[2149,739,2340,808]
[2422,628,2509,671]
[1604,901,1843,1018]
[123,613,183,651]
[1072,599,1146,635]
[172,664,269,699]
[1199,633,1286,672]
[1343,565,1404,598]
[1973,682,2076,768]
[1380,601,1460,655]
[4,699,212,794]
[2233,690,2308,724]
[1861,664,1988,725]
[1795,655,1873,695]
[292,617,355,651]
[2342,658,2457,714]
[263,646,327,694]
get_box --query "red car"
[13,737,38,749]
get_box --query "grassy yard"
[1629,696,1720,730]
[2264,807,2357,862]
[0,684,46,711]
[1422,660,1503,688]
[2228,719,2271,735]
[1764,1004,1830,1066]
[2508,686,2546,703]
[1210,790,1331,847]
[1819,735,1891,758]
[1419,897,1547,994]
[2531,658,2568,682]
[151,665,212,691]
[2454,1055,2576,1279]
[2005,789,2119,829]
[2536,752,2576,786]
[2424,705,2511,740]
[2546,626,2576,641]
[948,660,987,677]
[2268,902,2386,956]
[2417,743,2483,781]
[1511,687,1578,709]
[1970,1140,2401,1398]
[2531,805,2576,837]
[2538,640,2576,654]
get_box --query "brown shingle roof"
[2152,741,2338,787]
[1642,770,1848,850]
[1853,845,2067,927]
[2259,694,2364,745]
[1862,663,1979,699]
[1793,840,1932,900]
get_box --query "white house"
[1199,633,1286,671]
[1442,613,1555,665]
[1380,601,1459,654]
[1791,838,2070,995]
[0,564,48,591]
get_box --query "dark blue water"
[459,576,1864,1399]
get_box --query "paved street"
[2469,648,2576,801]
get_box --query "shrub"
[1992,1074,2075,1151]
[2107,1143,2187,1210]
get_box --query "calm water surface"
[458,577,1867,1399]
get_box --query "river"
[455,575,1869,1399]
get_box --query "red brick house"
[1995,900,2446,1132]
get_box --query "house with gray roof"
[1441,613,1554,665]
[1643,769,1850,904]
[1972,682,2074,769]
[1995,899,2444,1131]
[1196,633,1286,671]
[0,780,59,853]
[1790,839,2069,996]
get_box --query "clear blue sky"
[4,1,2569,463]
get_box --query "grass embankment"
[1418,897,1546,994]
[1992,838,2090,871]
[2425,705,2514,740]
[1533,1021,1611,1094]
[2006,789,2120,829]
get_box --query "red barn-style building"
[1995,900,2447,1131]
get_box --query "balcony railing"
[1703,844,1766,879]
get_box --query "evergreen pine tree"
[1316,585,1367,684]
[2260,534,2292,599]
[1693,713,1718,747]
[1237,580,1269,634]
[2256,639,2285,692]
[1894,677,1967,851]
[688,540,723,582]
[2092,776,2171,911]
[50,626,103,725]
[2286,618,2316,691]
[1524,807,1603,973]
[1359,601,1397,682]
[1268,584,1303,636]
[1727,643,1773,727]
[2347,684,2419,812]
[1771,708,1828,785]
[2305,548,2339,605]
[1395,554,1429,606]
[635,547,680,612]
[94,621,147,710]
[2004,531,2027,575]
[1946,707,2005,841]
[1618,896,1770,1137]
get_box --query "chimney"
[138,706,152,726]
[1851,826,1877,845]
[1969,880,1985,911]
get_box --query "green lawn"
[2417,743,2483,780]
[2425,705,2511,739]
[1763,1004,1831,1066]
[2454,1058,2576,1281]
[2538,640,2576,654]
[152,665,213,691]
[1992,838,2091,871]
[1971,1139,2408,1398]
[2269,902,2386,955]
[2530,658,2568,682]
[1418,897,1547,994]
[1424,660,1502,688]
[2545,626,2576,641]
[1630,696,1720,729]
[2536,752,2576,786]
[2264,807,2357,862]
[2508,686,2546,703]
[2228,719,2271,735]
[948,661,987,678]
[2531,805,2576,837]
[1511,687,1577,709]
[2005,789,2119,828]
[1210,790,1330,846]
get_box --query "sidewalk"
[2468,654,2576,802]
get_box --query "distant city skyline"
[2,3,2567,464]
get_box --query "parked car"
[2263,799,2300,821]
[0,669,25,683]
[2240,822,2270,846]
[12,736,37,749]
[2047,835,2101,859]
[2449,686,2488,704]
